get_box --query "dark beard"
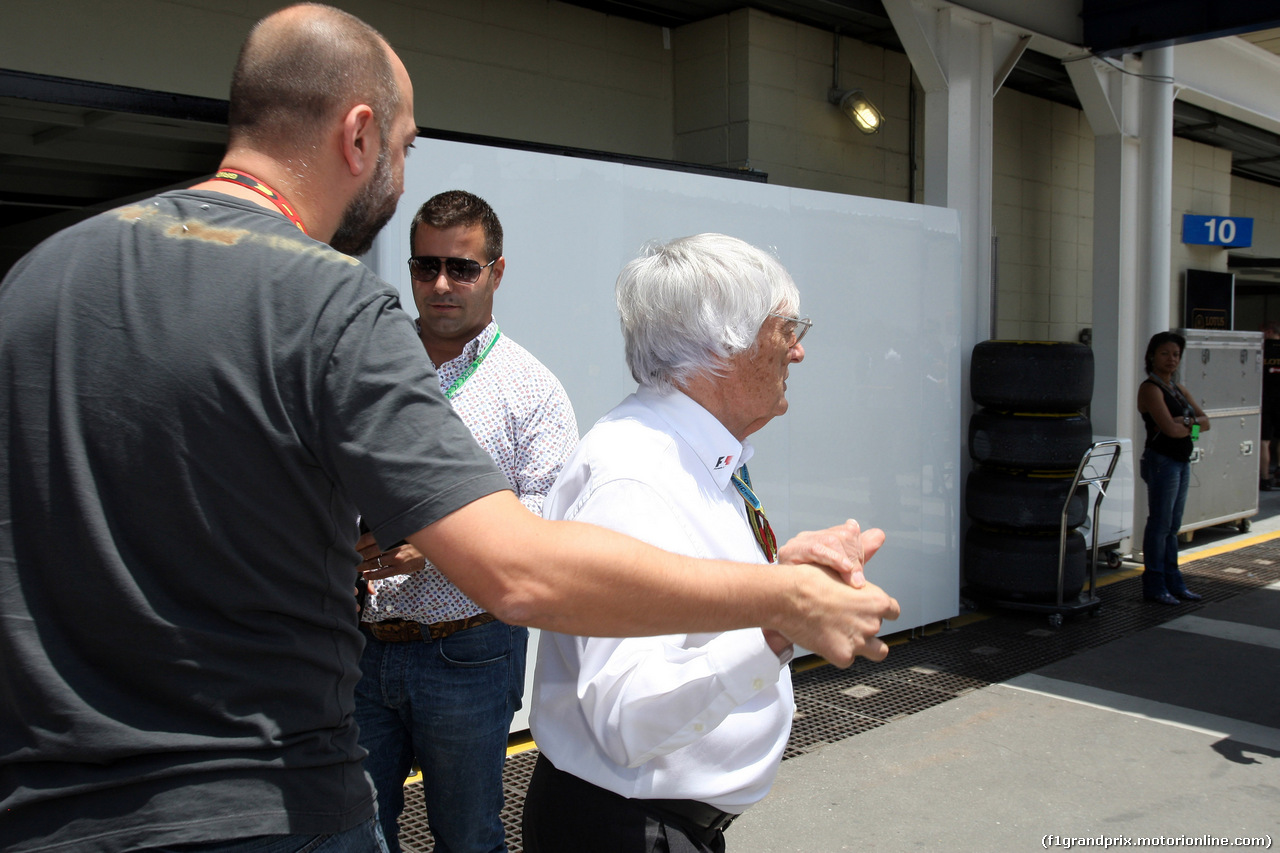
[329,147,397,257]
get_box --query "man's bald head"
[228,3,401,156]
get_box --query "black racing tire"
[965,467,1087,531]
[970,340,1094,412]
[963,526,1086,602]
[968,410,1093,472]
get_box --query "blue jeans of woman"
[1140,448,1192,597]
[354,618,527,853]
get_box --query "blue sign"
[1182,214,1253,247]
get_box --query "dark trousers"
[521,754,728,853]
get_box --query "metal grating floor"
[397,541,1280,852]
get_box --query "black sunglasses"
[407,255,496,284]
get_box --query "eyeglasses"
[768,311,813,346]
[407,255,497,284]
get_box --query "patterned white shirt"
[363,319,578,623]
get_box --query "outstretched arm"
[385,490,899,667]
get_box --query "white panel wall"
[369,137,963,637]
[368,138,962,730]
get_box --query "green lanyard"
[444,326,501,400]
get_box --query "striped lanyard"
[731,464,778,563]
[211,169,308,235]
[444,326,501,399]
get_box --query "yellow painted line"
[1181,528,1280,563]
[945,611,990,629]
[1094,566,1142,587]
[793,655,828,673]
[508,735,537,757]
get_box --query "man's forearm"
[410,491,779,633]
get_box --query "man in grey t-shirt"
[0,5,898,853]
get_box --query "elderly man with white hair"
[522,233,897,853]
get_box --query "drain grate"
[797,665,959,722]
[499,751,538,849]
[395,543,1280,852]
[785,693,886,759]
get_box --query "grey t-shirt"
[0,191,511,850]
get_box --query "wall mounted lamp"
[828,87,883,134]
[828,31,883,135]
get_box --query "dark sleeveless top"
[1141,378,1194,463]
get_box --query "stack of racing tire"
[964,340,1095,603]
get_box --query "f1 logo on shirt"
[714,455,734,469]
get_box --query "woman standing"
[1137,331,1208,605]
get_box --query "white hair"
[615,233,800,393]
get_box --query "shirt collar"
[426,318,500,385]
[634,386,753,491]
[440,319,500,371]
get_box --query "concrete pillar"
[1066,54,1142,441]
[886,1,995,358]
[1140,47,1176,336]
[1067,51,1149,556]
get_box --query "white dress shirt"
[530,386,794,813]
[363,319,578,623]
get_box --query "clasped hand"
[770,519,899,666]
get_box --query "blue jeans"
[145,816,387,853]
[1140,448,1192,598]
[354,618,528,853]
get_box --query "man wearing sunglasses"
[356,190,578,853]
[524,234,873,853]
[0,6,896,853]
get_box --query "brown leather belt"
[361,613,497,642]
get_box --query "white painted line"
[1001,673,1280,751]
[1159,614,1280,651]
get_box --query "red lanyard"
[211,169,308,235]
